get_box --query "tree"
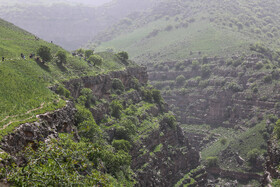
[117,51,129,61]
[37,45,52,62]
[247,148,261,165]
[110,100,123,119]
[206,157,218,167]
[274,119,280,139]
[85,50,94,59]
[176,75,186,85]
[76,48,85,55]
[88,55,103,66]
[56,50,67,64]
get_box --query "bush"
[274,119,280,139]
[176,75,186,85]
[247,148,261,165]
[110,100,123,119]
[56,50,67,64]
[152,89,162,103]
[78,119,101,141]
[201,64,211,78]
[220,138,227,145]
[112,139,132,152]
[79,88,95,108]
[112,78,125,93]
[115,119,137,140]
[191,60,199,70]
[56,85,70,98]
[75,105,94,124]
[263,75,272,83]
[202,56,208,64]
[255,61,263,70]
[117,51,129,61]
[141,88,153,103]
[130,77,141,90]
[206,157,218,167]
[163,112,177,129]
[89,54,103,66]
[37,45,52,62]
[226,82,243,92]
[85,50,94,59]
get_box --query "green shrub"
[79,88,95,108]
[56,50,67,64]
[37,45,52,62]
[89,54,103,66]
[176,75,186,85]
[56,85,70,98]
[78,119,101,141]
[247,148,261,165]
[191,60,199,70]
[130,77,141,90]
[274,119,280,139]
[202,56,208,64]
[163,112,177,129]
[117,51,129,61]
[110,100,123,119]
[112,78,125,93]
[201,64,211,78]
[226,82,243,92]
[75,105,93,124]
[112,139,132,152]
[141,88,153,103]
[263,75,273,83]
[152,89,162,103]
[255,61,263,70]
[220,138,227,145]
[85,50,94,59]
[206,157,218,167]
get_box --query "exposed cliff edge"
[148,52,280,185]
[0,101,77,155]
[61,66,200,186]
[0,66,199,186]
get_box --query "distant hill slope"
[0,18,129,138]
[0,0,160,50]
[88,0,280,64]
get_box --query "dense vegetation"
[148,45,280,185]
[0,18,130,139]
[90,0,280,64]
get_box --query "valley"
[1,0,280,186]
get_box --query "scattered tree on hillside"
[85,50,94,59]
[88,54,103,66]
[117,51,129,61]
[37,45,52,63]
[56,50,67,64]
[76,48,85,56]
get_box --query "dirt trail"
[0,102,45,130]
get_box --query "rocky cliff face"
[1,66,199,186]
[148,54,280,185]
[0,101,77,155]
[131,122,199,187]
[62,67,148,100]
[148,55,280,127]
[263,138,280,186]
[61,66,199,186]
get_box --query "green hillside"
[89,0,280,64]
[0,18,128,138]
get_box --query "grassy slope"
[90,0,280,64]
[0,18,127,138]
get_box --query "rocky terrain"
[148,47,280,185]
[0,66,200,186]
